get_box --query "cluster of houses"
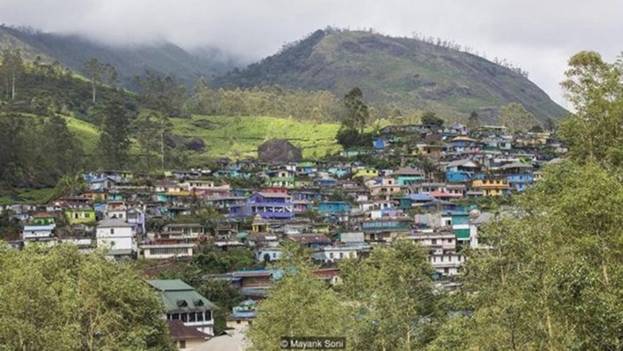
[0,122,565,350]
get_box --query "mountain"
[0,25,240,87]
[215,29,568,122]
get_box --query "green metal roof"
[148,279,194,291]
[148,280,218,312]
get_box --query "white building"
[409,230,465,277]
[22,224,55,241]
[140,243,195,260]
[96,218,136,258]
[312,244,370,263]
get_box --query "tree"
[342,87,369,133]
[529,124,544,133]
[0,209,20,240]
[192,245,256,274]
[135,71,186,117]
[98,99,133,169]
[544,117,556,131]
[438,161,623,350]
[0,244,173,350]
[0,49,24,100]
[0,112,82,188]
[498,102,538,132]
[558,51,623,167]
[132,112,173,171]
[83,58,117,103]
[52,173,87,199]
[247,242,350,351]
[467,111,480,130]
[336,126,372,149]
[43,114,83,179]
[339,240,440,350]
[421,111,444,128]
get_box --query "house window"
[110,228,114,234]
[172,313,179,320]
[205,311,212,320]
[179,340,186,349]
[189,312,196,322]
[197,312,204,321]
[181,313,188,322]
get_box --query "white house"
[255,247,282,262]
[96,218,136,258]
[140,243,195,260]
[312,244,370,263]
[22,224,55,241]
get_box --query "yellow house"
[471,179,511,197]
[64,208,97,225]
[354,168,379,179]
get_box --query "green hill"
[216,29,568,122]
[60,114,340,162]
[170,115,341,162]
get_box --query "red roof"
[166,320,210,341]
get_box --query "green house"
[64,208,96,225]
[148,279,218,336]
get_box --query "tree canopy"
[0,244,173,350]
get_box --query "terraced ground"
[170,115,341,162]
[62,114,342,163]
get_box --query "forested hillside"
[216,29,568,122]
[0,50,342,192]
[0,25,239,87]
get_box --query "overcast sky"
[1,0,622,108]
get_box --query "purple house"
[229,192,294,220]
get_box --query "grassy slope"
[0,188,56,205]
[171,115,341,161]
[63,116,100,155]
[61,114,341,163]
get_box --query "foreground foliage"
[248,241,440,351]
[0,245,173,351]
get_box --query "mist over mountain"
[1,25,567,121]
[0,25,242,87]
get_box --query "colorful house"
[230,192,294,220]
[471,179,511,197]
[393,167,425,186]
[64,208,96,225]
[317,201,352,215]
[353,168,379,179]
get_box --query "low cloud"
[2,0,622,107]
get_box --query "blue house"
[229,192,294,220]
[399,193,434,209]
[317,201,352,215]
[498,162,534,192]
[445,159,481,183]
[327,166,351,178]
[315,177,338,188]
[373,138,386,150]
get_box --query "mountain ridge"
[215,29,568,122]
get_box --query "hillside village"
[0,119,566,349]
